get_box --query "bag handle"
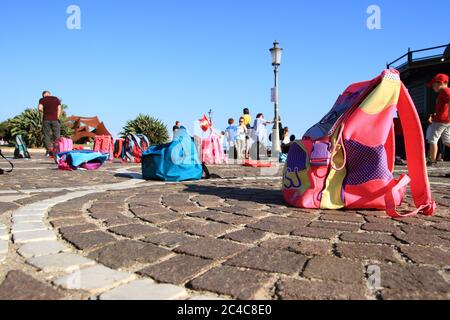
[384,84,436,218]
[0,149,14,174]
[385,174,436,218]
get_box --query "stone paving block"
[223,228,267,244]
[303,256,364,284]
[394,232,450,247]
[143,232,197,248]
[0,240,7,254]
[13,230,57,244]
[50,218,88,228]
[188,265,273,300]
[207,213,256,226]
[12,222,47,234]
[99,279,188,300]
[62,231,116,250]
[53,265,135,294]
[400,246,450,266]
[247,216,310,235]
[336,243,398,262]
[175,238,248,260]
[27,252,96,272]
[361,223,399,234]
[340,232,399,245]
[225,247,308,275]
[137,212,182,224]
[260,238,331,256]
[59,224,99,235]
[0,224,6,230]
[0,270,63,300]
[309,221,361,232]
[381,289,450,300]
[108,224,160,238]
[0,254,5,263]
[139,254,214,285]
[377,264,450,293]
[276,278,367,300]
[319,213,365,224]
[162,219,233,237]
[88,240,171,269]
[18,241,70,259]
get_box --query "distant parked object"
[66,116,112,144]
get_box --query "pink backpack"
[201,134,227,165]
[282,70,436,218]
[54,137,73,160]
[93,135,114,161]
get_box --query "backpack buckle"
[310,142,331,167]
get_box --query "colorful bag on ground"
[56,150,108,171]
[282,69,436,218]
[123,134,150,163]
[93,135,114,160]
[142,128,203,181]
[14,135,31,159]
[114,138,125,159]
[53,137,73,162]
[201,134,227,165]
[0,149,14,174]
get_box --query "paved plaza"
[0,153,449,300]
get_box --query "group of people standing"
[223,108,294,160]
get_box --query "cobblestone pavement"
[0,153,449,300]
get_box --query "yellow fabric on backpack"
[359,77,400,115]
[320,128,346,210]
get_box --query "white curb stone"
[12,222,47,234]
[0,228,8,241]
[18,241,70,259]
[12,215,44,224]
[0,240,7,254]
[13,230,57,244]
[13,209,46,217]
[27,252,96,272]
[0,254,5,263]
[99,279,188,300]
[53,265,135,294]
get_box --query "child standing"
[236,117,248,160]
[225,118,238,160]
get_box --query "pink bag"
[201,134,227,165]
[93,135,114,161]
[282,70,436,218]
[54,137,73,163]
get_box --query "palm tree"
[121,114,169,145]
[8,106,73,148]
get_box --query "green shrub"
[121,114,169,145]
[8,106,73,148]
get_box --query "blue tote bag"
[142,128,203,182]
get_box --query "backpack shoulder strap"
[0,149,14,174]
[385,84,436,218]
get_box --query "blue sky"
[0,0,448,139]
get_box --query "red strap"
[385,174,436,218]
[388,84,436,217]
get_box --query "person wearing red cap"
[426,73,450,165]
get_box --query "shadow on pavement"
[182,183,285,206]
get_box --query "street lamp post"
[270,41,283,159]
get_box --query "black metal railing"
[387,44,449,70]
